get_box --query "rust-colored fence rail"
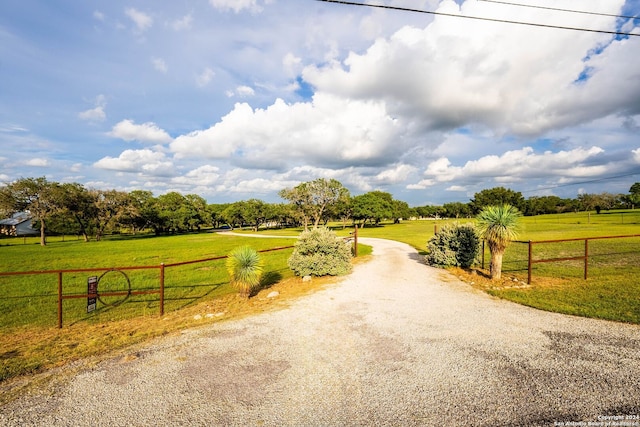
[519,234,640,284]
[0,246,294,328]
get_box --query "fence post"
[482,240,485,270]
[584,239,589,280]
[527,240,533,285]
[159,263,165,317]
[57,271,63,329]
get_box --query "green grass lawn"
[0,232,299,329]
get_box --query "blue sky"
[1,0,639,206]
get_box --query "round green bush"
[425,223,480,268]
[288,227,352,277]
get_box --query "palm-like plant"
[226,246,263,298]
[476,204,522,280]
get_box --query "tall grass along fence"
[0,245,294,328]
[502,234,640,284]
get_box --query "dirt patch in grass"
[447,267,571,292]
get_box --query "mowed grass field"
[0,210,639,386]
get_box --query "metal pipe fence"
[0,246,294,328]
[511,234,640,284]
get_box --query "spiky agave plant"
[476,204,522,280]
[226,246,263,298]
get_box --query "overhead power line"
[522,171,640,194]
[478,0,639,21]
[316,0,640,37]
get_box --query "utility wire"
[522,171,640,194]
[316,0,640,37]
[478,0,639,21]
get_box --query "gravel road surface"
[2,238,639,426]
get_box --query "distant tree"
[442,201,472,218]
[351,191,393,225]
[92,189,133,240]
[208,203,230,229]
[184,194,209,231]
[240,199,270,231]
[0,177,63,246]
[628,183,640,209]
[59,182,96,241]
[414,205,442,218]
[221,202,245,229]
[577,192,620,213]
[332,196,352,229]
[154,192,189,233]
[391,200,411,223]
[476,204,522,280]
[523,195,566,216]
[470,187,525,214]
[279,184,313,229]
[128,190,160,234]
[280,178,350,229]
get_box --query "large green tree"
[0,177,64,246]
[280,178,350,229]
[59,182,96,241]
[471,187,525,214]
[352,191,394,226]
[476,204,522,280]
[92,189,133,240]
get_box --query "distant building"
[0,212,38,237]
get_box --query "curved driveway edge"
[2,238,639,426]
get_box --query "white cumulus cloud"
[303,0,635,137]
[170,93,410,169]
[25,158,49,167]
[109,119,172,144]
[94,149,174,176]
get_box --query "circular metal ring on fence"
[97,269,132,307]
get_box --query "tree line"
[1,177,639,246]
[413,185,640,219]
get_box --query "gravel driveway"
[2,238,639,426]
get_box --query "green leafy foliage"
[425,223,480,268]
[288,227,352,277]
[226,246,264,298]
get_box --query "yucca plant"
[226,246,263,298]
[476,204,522,280]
